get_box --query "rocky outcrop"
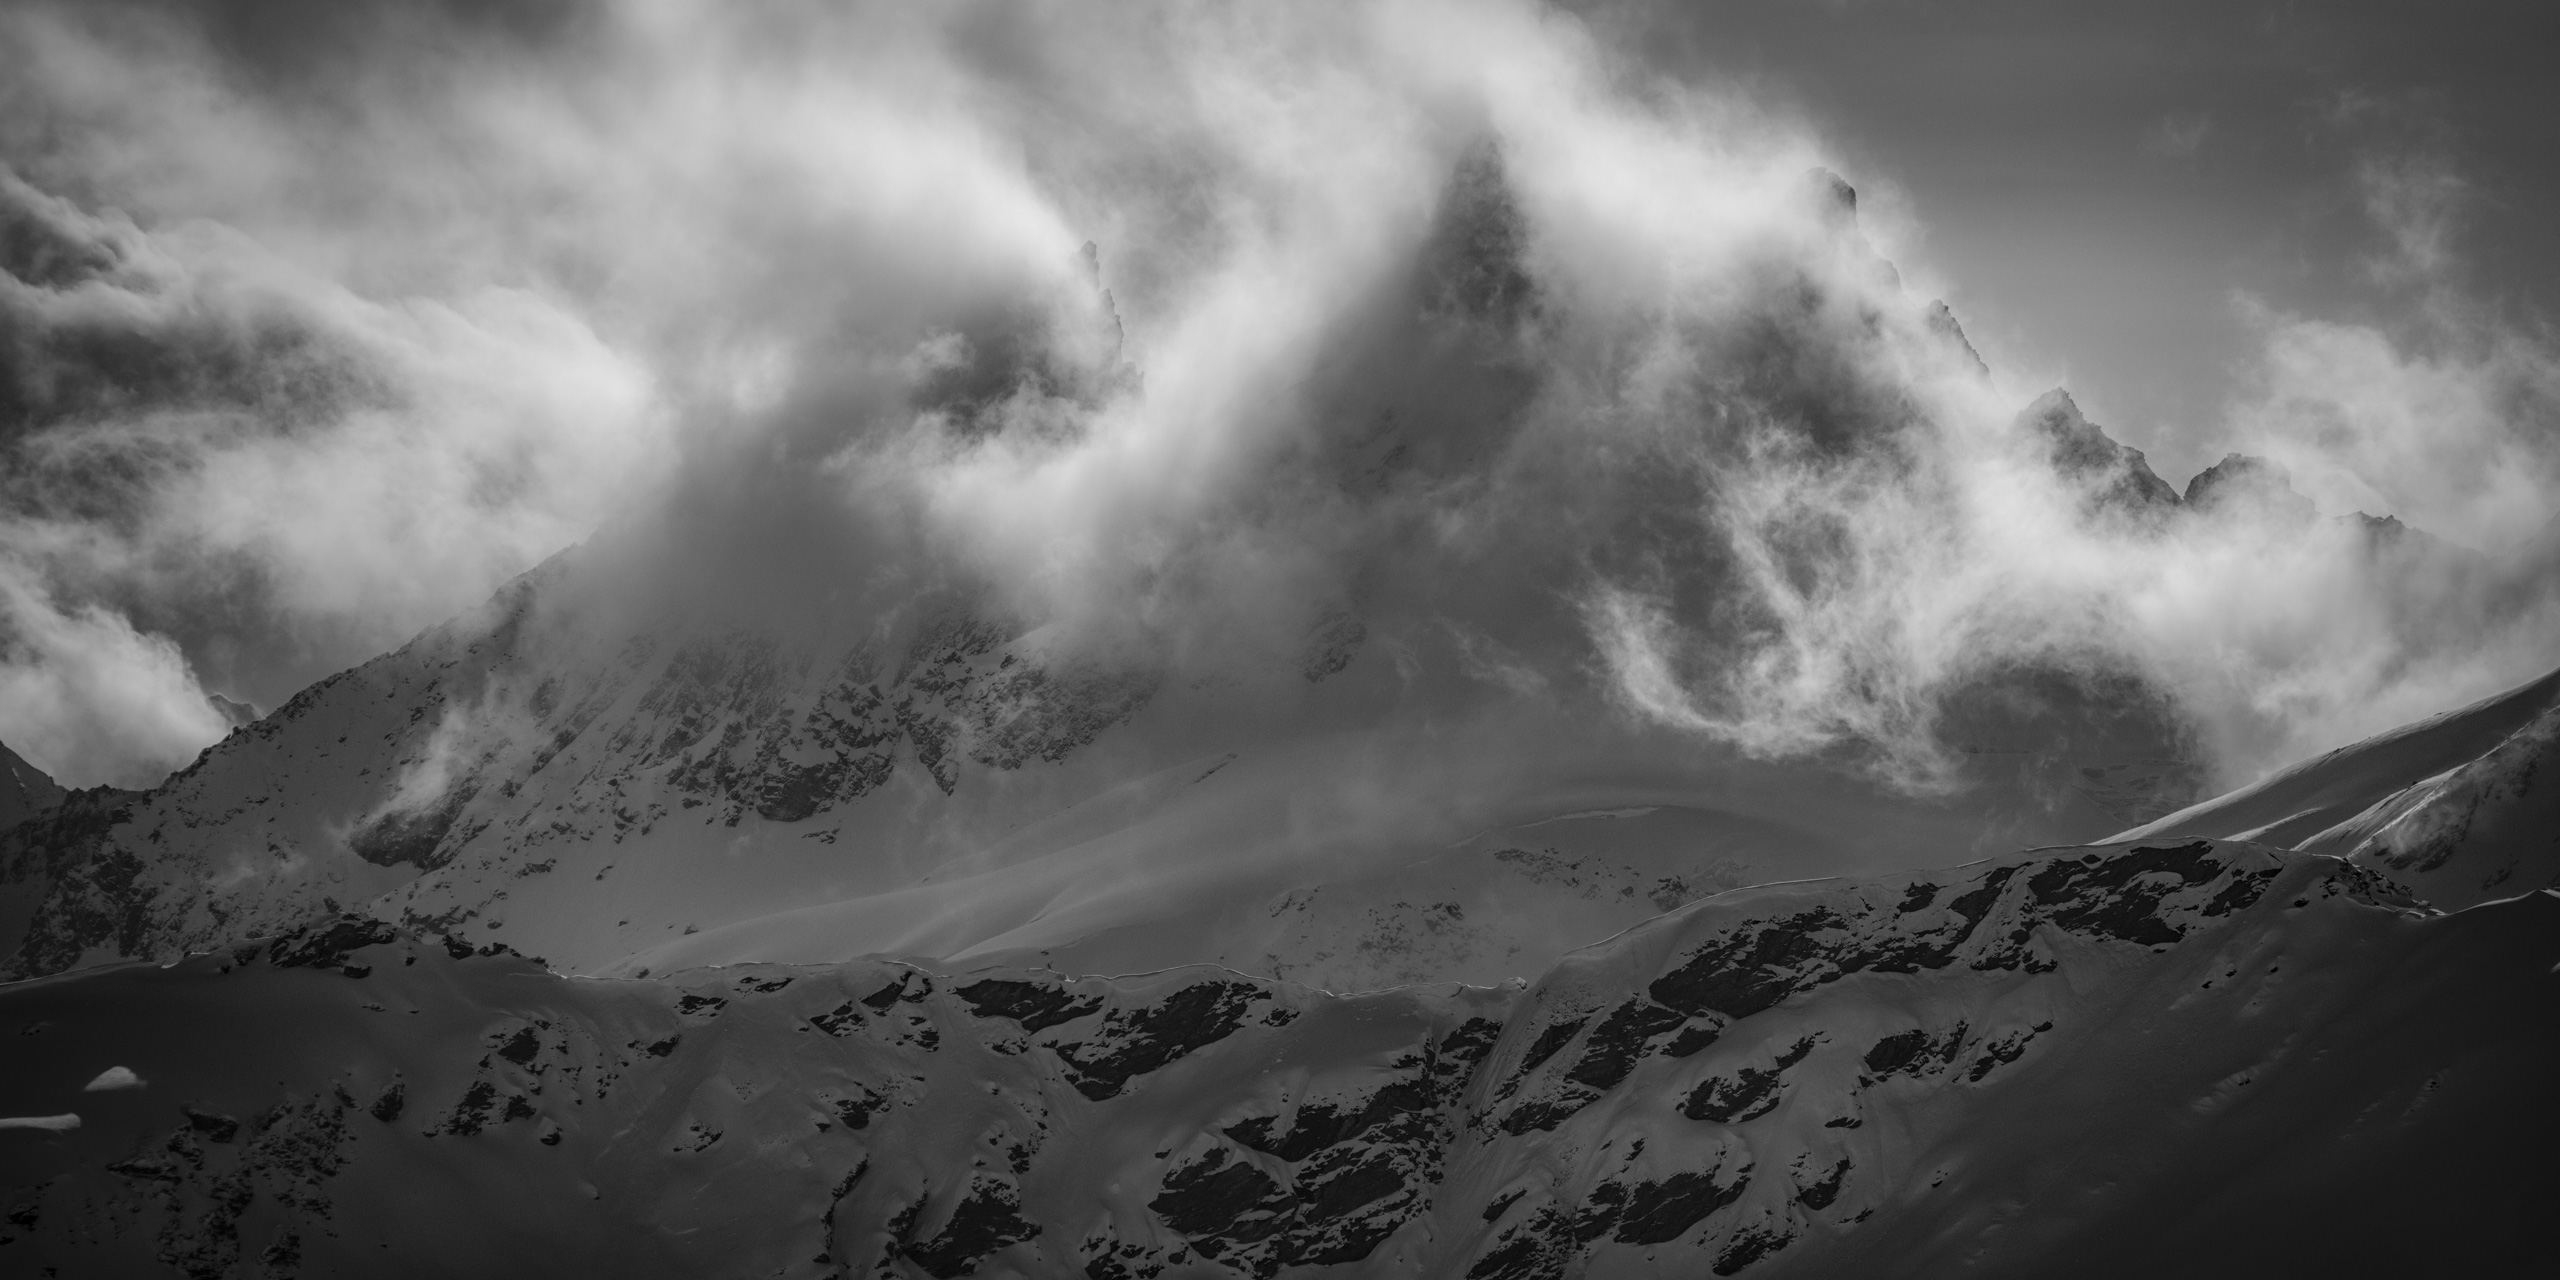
[0,577,1158,980]
[2017,389,2181,522]
[2181,452,2319,524]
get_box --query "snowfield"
[3,822,2553,1276]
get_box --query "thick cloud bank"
[0,0,2553,791]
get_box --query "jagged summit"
[1803,167,1859,226]
[1922,300,1989,377]
[2016,388,2181,519]
[2182,452,2320,523]
[2008,393,2442,553]
[1797,168,1901,293]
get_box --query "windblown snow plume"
[0,0,2553,791]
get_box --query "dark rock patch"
[1150,1148,1293,1256]
[181,1107,239,1143]
[1863,1025,1967,1081]
[902,1176,1041,1278]
[1713,1220,1796,1275]
[957,978,1102,1032]
[1685,1037,1816,1124]
[1795,1157,1850,1209]
[1050,980,1264,1101]
[1614,1168,1752,1245]
[1966,1022,2052,1083]
[1517,1017,1588,1074]
[809,1000,863,1037]
[265,916,402,969]
[1565,1000,1691,1089]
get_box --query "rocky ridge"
[0,569,1159,981]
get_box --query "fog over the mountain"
[2,0,2555,792]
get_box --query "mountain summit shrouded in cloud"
[1,0,2554,798]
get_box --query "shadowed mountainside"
[1,829,2549,1278]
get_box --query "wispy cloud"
[0,0,2550,802]
[2140,111,2214,159]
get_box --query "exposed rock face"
[0,567,1159,981]
[2182,452,2320,524]
[2017,389,2181,522]
[0,786,149,977]
[1923,301,1989,378]
[2011,399,2463,574]
[3,838,2549,1278]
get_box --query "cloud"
[0,0,2550,806]
[2355,151,2469,287]
[2223,299,2560,552]
[2140,112,2214,159]
[0,16,669,786]
[0,568,228,789]
[0,159,663,784]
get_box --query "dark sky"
[1579,0,2560,483]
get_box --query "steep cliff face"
[4,836,2549,1278]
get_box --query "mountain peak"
[2184,452,2319,523]
[1803,166,1859,226]
[2017,388,2181,517]
[1924,300,1989,377]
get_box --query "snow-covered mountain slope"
[3,836,2550,1278]
[0,512,2206,990]
[0,557,1185,980]
[599,800,1871,990]
[2117,666,2560,909]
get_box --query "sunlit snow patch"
[81,1066,144,1092]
